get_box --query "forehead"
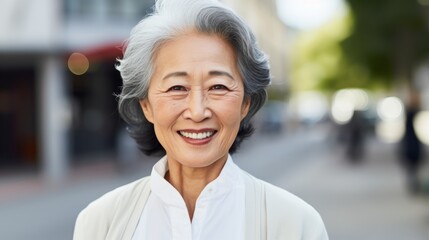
[153,31,237,66]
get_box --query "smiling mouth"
[179,130,217,140]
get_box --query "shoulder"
[263,180,328,239]
[262,180,318,217]
[73,177,150,240]
[246,173,328,239]
[78,177,150,219]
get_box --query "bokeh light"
[375,97,405,143]
[292,91,329,123]
[68,52,89,75]
[377,97,404,121]
[414,111,429,145]
[331,100,354,124]
[330,88,369,124]
[375,120,405,143]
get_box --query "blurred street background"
[1,0,429,239]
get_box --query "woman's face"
[140,31,249,169]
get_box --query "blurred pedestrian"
[73,0,328,239]
[400,91,424,194]
[344,110,366,162]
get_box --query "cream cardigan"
[74,170,328,240]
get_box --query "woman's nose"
[183,90,212,122]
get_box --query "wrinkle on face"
[140,30,249,171]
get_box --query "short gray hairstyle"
[116,0,271,155]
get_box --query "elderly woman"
[74,0,328,239]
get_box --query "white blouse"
[132,155,245,240]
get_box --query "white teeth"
[180,131,214,140]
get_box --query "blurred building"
[224,0,290,92]
[0,0,290,180]
[0,0,154,180]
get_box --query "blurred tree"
[341,0,429,89]
[291,10,356,93]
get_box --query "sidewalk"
[0,158,116,203]
[276,137,429,240]
[0,156,155,240]
[0,154,158,203]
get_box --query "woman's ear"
[241,98,251,120]
[139,99,154,123]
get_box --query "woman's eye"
[210,85,228,90]
[168,85,187,91]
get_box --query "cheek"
[214,98,246,124]
[150,98,184,123]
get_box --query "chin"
[172,152,228,168]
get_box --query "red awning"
[77,42,125,61]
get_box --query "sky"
[276,0,346,30]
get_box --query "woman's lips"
[178,129,217,145]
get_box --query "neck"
[165,157,228,220]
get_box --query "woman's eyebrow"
[162,70,235,81]
[209,70,234,80]
[162,71,188,80]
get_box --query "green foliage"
[291,10,353,93]
[291,1,429,93]
[341,0,429,85]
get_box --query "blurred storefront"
[0,60,37,169]
[0,0,155,179]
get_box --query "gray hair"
[116,0,271,155]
